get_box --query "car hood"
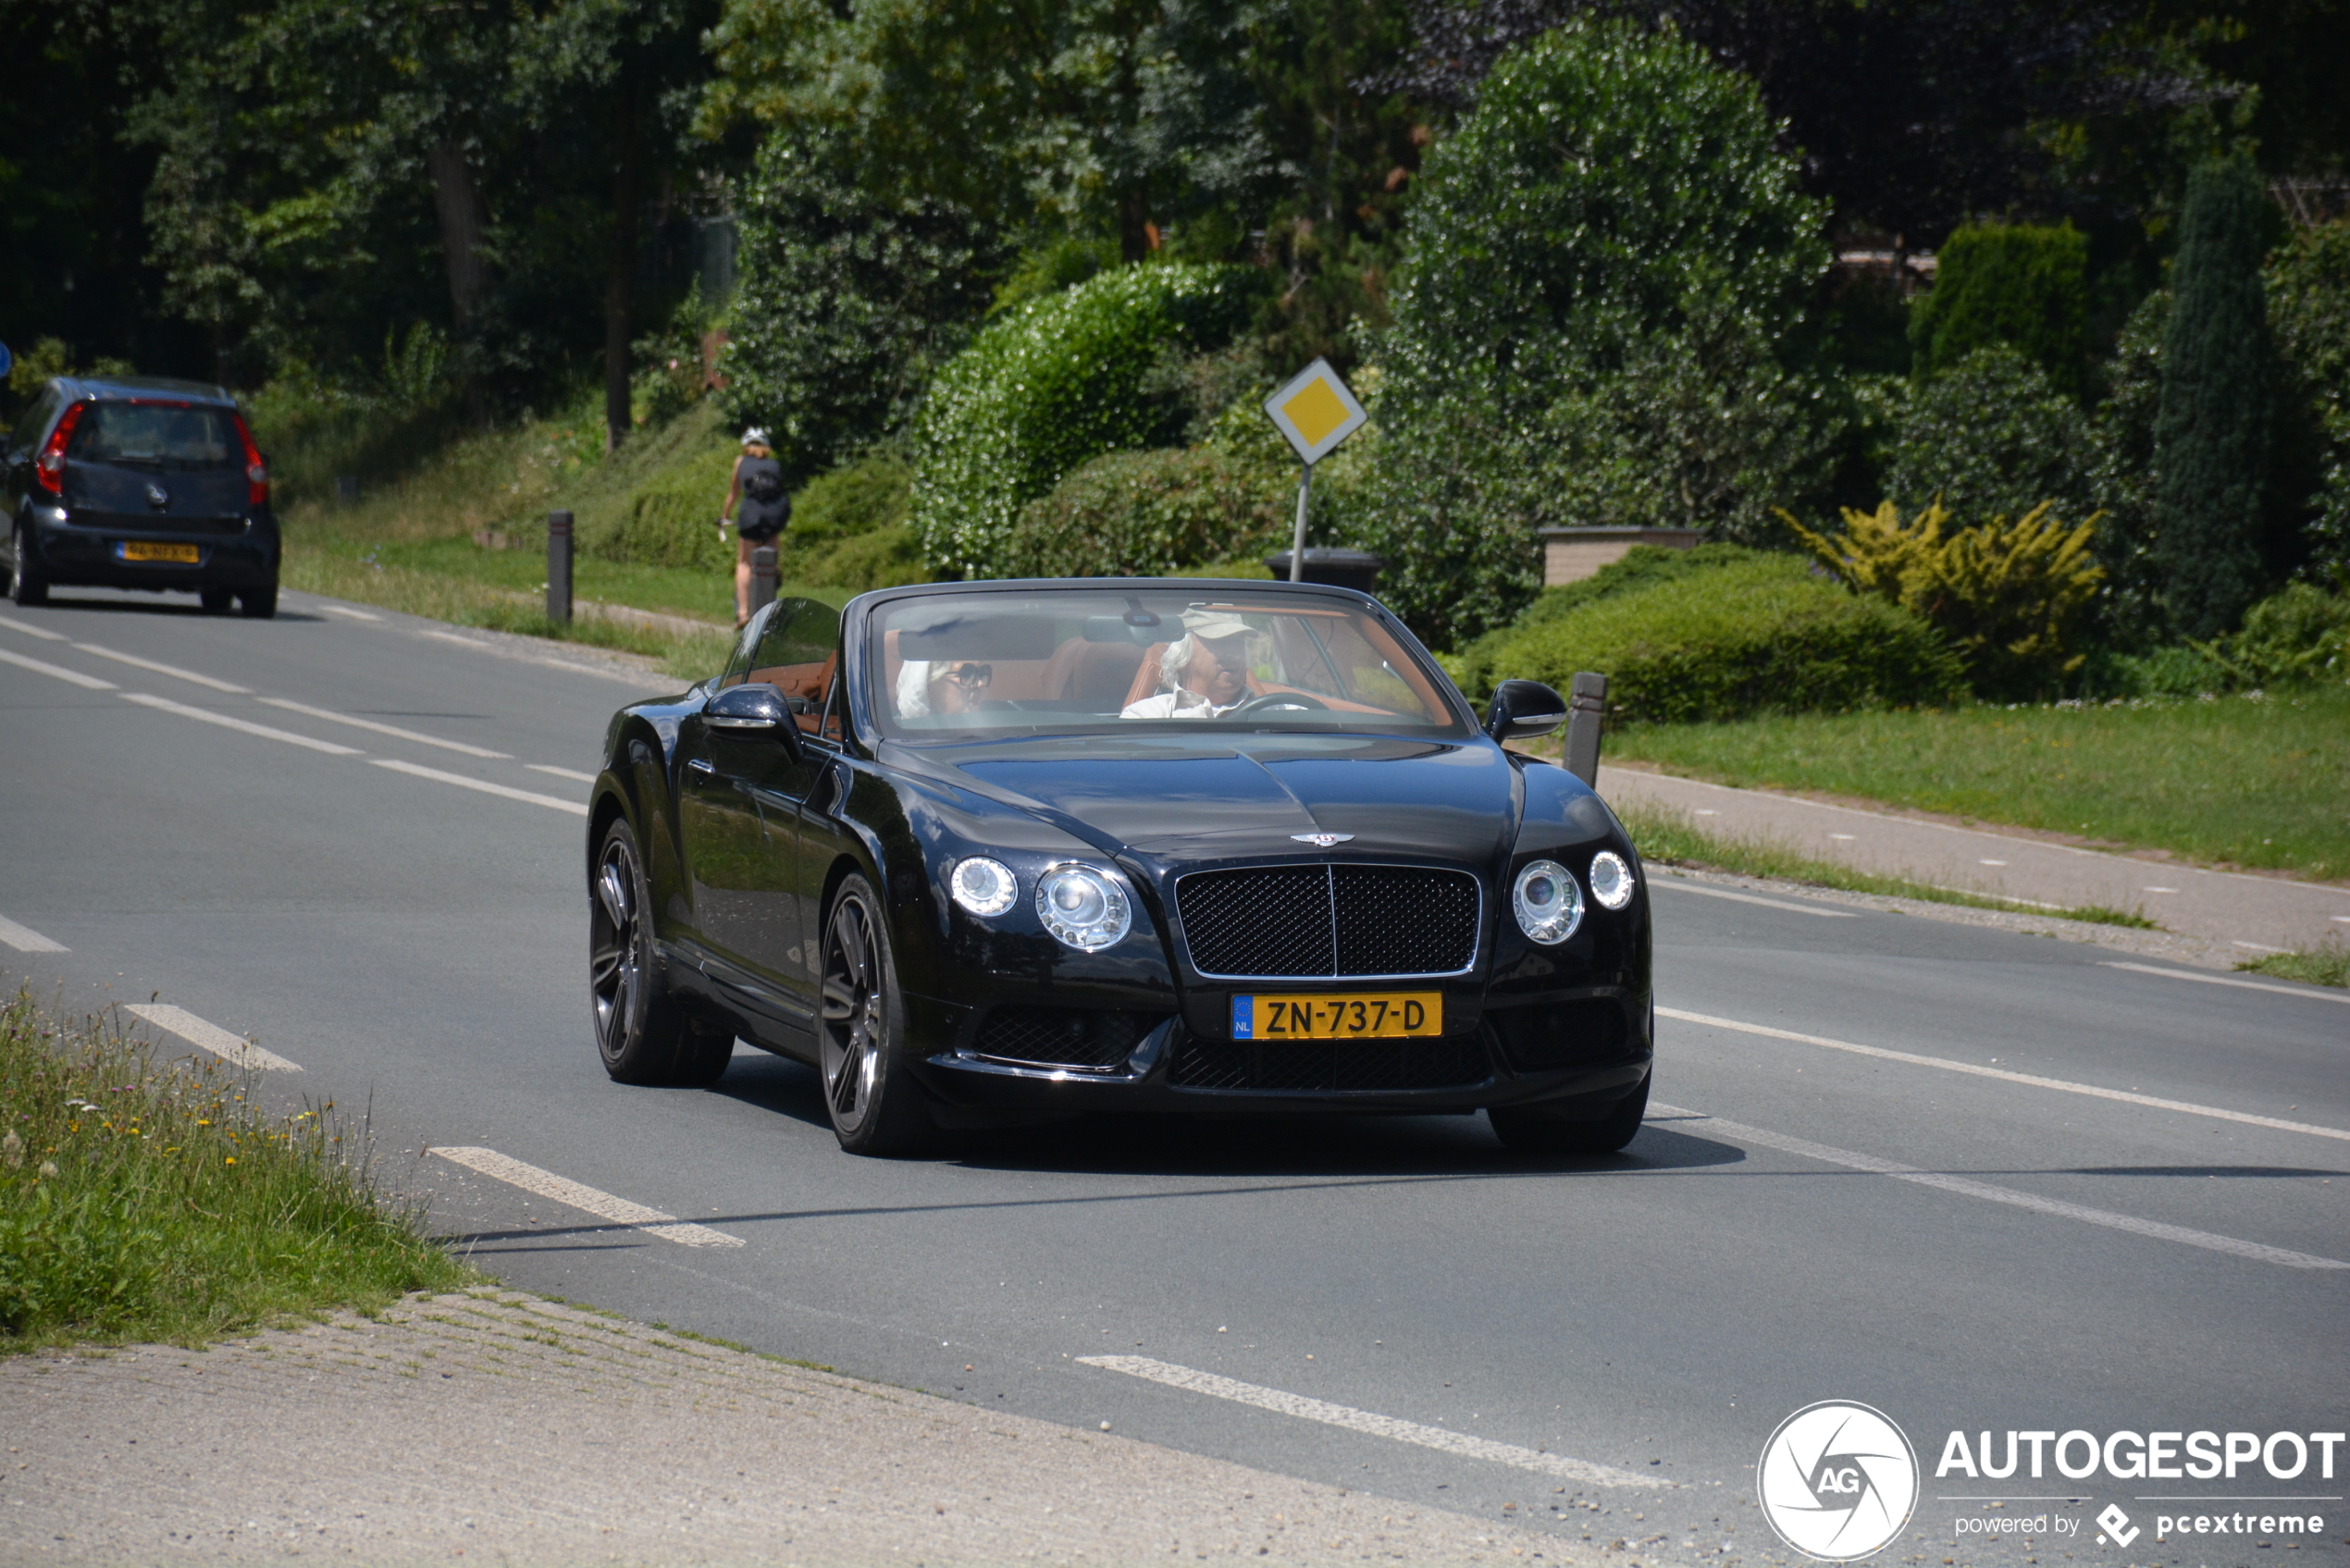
[919,734,1520,869]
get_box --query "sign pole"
[1289,460,1310,582]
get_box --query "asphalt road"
[5,587,2346,1567]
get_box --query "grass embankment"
[0,991,471,1350]
[1606,685,2350,882]
[2236,944,2350,988]
[1616,800,2158,928]
[277,401,837,682]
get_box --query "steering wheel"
[1226,691,1330,717]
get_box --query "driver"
[1120,611,1259,719]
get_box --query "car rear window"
[67,402,241,470]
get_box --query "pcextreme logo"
[1758,1401,1922,1562]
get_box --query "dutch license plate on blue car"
[1231,992,1442,1041]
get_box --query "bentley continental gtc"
[586,581,1652,1156]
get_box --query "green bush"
[1909,223,2092,400]
[1460,552,1965,723]
[1360,19,1837,649]
[1458,544,1768,681]
[2268,219,2350,577]
[909,263,1262,576]
[1009,446,1292,578]
[593,426,742,572]
[1885,344,2094,525]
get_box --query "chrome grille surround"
[1174,862,1482,981]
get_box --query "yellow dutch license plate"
[1231,992,1442,1041]
[121,540,201,563]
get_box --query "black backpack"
[743,462,785,502]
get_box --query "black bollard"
[546,511,574,623]
[1562,671,1608,786]
[750,544,777,617]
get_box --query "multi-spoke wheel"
[817,874,932,1155]
[590,817,730,1087]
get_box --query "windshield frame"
[850,581,1479,746]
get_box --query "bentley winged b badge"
[1290,833,1354,847]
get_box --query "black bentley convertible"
[587,581,1651,1156]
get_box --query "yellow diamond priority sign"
[1263,358,1367,466]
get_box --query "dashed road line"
[119,690,363,755]
[526,764,600,784]
[1659,1006,2350,1142]
[0,614,68,641]
[71,642,250,693]
[2103,960,2350,1007]
[429,1146,745,1247]
[315,603,384,621]
[1079,1356,1669,1488]
[1651,1101,2347,1270]
[0,914,68,953]
[256,697,510,759]
[125,1003,302,1072]
[1650,878,1857,918]
[371,758,588,815]
[0,644,118,690]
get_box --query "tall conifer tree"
[2152,155,2273,638]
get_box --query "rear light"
[34,401,86,495]
[232,414,268,506]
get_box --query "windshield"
[867,588,1469,740]
[67,402,241,470]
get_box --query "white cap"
[741,426,770,447]
[1181,609,1253,639]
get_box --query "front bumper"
[20,514,278,591]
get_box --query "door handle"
[686,757,715,775]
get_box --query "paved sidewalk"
[0,1290,1632,1568]
[1595,763,2350,957]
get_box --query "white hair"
[1156,634,1197,694]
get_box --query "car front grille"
[1176,864,1480,978]
[1169,1030,1491,1093]
[971,1006,1165,1073]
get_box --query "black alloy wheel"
[817,874,932,1155]
[200,589,235,615]
[1489,1075,1650,1156]
[6,531,44,606]
[589,817,731,1087]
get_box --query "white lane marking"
[1649,878,1857,918]
[1921,882,2064,909]
[2103,961,2350,1008]
[71,642,249,693]
[0,615,68,641]
[316,603,384,621]
[118,691,362,755]
[1650,1102,2347,1270]
[429,1146,743,1248]
[1079,1356,1668,1488]
[526,764,599,784]
[371,758,588,815]
[0,645,118,690]
[124,1004,302,1072]
[1828,833,1856,841]
[2233,941,2287,953]
[1657,1006,2350,1142]
[256,698,510,759]
[0,914,68,953]
[1979,858,2008,866]
[2143,885,2179,894]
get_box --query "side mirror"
[1485,679,1568,744]
[706,682,801,752]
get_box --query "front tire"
[7,531,46,606]
[817,875,933,1156]
[1490,1076,1649,1155]
[590,817,731,1087]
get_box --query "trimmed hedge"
[1460,551,1965,723]
[909,263,1262,577]
[1008,446,1292,579]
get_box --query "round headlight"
[1512,858,1583,945]
[1035,863,1132,950]
[1587,849,1636,911]
[950,857,1019,917]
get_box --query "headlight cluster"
[1511,850,1637,945]
[950,856,1132,951]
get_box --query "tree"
[1908,224,2092,401]
[2153,155,2274,638]
[1886,345,2095,525]
[1357,19,1835,648]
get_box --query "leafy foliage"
[1458,552,1964,722]
[1008,446,1292,578]
[908,263,1261,575]
[1361,20,1836,649]
[2267,220,2350,578]
[1884,344,2095,525]
[1787,499,2106,697]
[721,130,1003,482]
[1909,223,2091,400]
[2154,155,2275,638]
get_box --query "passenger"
[894,659,991,720]
[1120,611,1257,718]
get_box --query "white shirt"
[1119,686,1245,720]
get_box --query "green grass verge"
[0,990,475,1349]
[2236,943,2350,988]
[1616,801,2160,929]
[1605,685,2350,882]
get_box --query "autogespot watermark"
[1760,1409,2344,1561]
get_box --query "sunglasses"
[935,662,992,688]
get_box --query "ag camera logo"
[1759,1401,1921,1561]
